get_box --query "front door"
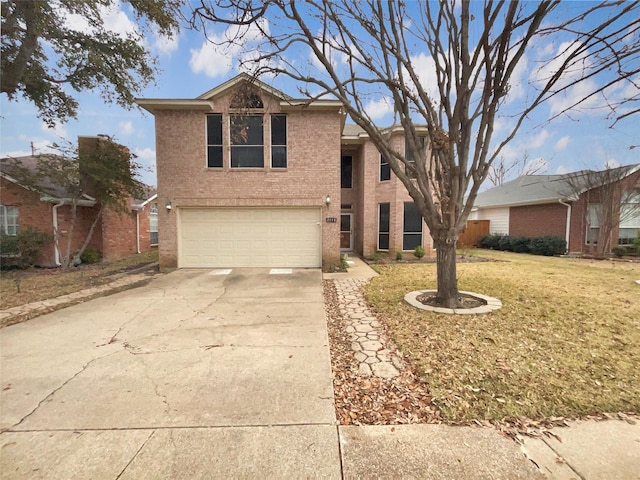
[340,213,353,251]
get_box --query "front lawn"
[364,250,640,422]
[0,251,158,310]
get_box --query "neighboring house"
[470,165,640,254]
[0,137,158,267]
[137,73,435,270]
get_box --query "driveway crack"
[8,351,119,430]
[115,429,156,479]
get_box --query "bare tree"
[190,1,639,307]
[564,165,640,257]
[487,152,547,187]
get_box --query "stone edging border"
[404,290,502,315]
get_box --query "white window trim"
[149,203,158,246]
[0,205,19,236]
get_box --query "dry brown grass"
[0,251,158,309]
[364,250,640,422]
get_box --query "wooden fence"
[458,220,490,248]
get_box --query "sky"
[1,1,638,189]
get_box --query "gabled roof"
[474,164,640,208]
[197,72,292,101]
[136,73,344,114]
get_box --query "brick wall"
[355,133,435,259]
[510,203,568,240]
[0,177,103,266]
[154,87,342,269]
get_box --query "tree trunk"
[433,232,460,309]
[72,203,105,266]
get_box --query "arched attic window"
[230,85,264,109]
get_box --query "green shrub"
[498,235,514,252]
[612,246,627,258]
[395,250,403,260]
[634,231,640,253]
[529,235,566,256]
[0,228,52,268]
[80,246,102,264]
[511,236,532,253]
[479,233,504,249]
[413,245,425,259]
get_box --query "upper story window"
[405,136,425,178]
[207,114,223,168]
[341,155,353,188]
[380,154,391,181]
[231,114,264,168]
[206,111,287,170]
[0,205,19,236]
[271,114,287,168]
[149,203,158,246]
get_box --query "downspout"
[52,200,65,266]
[558,199,571,253]
[136,210,141,254]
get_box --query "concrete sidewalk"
[1,262,639,478]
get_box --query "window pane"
[271,146,287,168]
[0,205,18,236]
[380,156,391,181]
[207,146,223,168]
[341,156,353,188]
[231,115,263,146]
[231,146,264,168]
[403,202,422,250]
[271,115,287,146]
[207,114,222,145]
[619,228,639,245]
[403,233,422,250]
[403,202,422,232]
[379,203,390,232]
[378,233,390,250]
[378,203,390,250]
[149,204,158,245]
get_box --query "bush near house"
[0,228,53,269]
[479,234,566,256]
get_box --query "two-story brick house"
[138,74,434,270]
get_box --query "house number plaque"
[326,217,337,223]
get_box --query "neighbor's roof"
[0,155,86,200]
[474,164,640,208]
[1,155,156,205]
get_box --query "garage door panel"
[179,208,321,268]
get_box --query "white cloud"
[152,29,179,56]
[364,96,393,121]
[119,121,135,136]
[189,40,234,78]
[133,147,157,186]
[41,122,68,139]
[190,20,270,78]
[554,135,570,151]
[408,52,439,103]
[555,165,570,174]
[528,129,550,149]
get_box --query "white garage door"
[179,207,321,268]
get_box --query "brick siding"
[154,88,342,269]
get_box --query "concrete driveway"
[1,268,340,478]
